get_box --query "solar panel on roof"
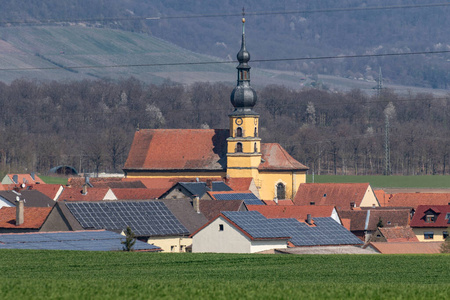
[0,231,161,251]
[66,201,189,237]
[221,211,362,246]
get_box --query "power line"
[1,3,450,24]
[0,50,448,72]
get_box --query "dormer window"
[445,213,450,220]
[425,214,435,223]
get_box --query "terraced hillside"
[0,26,447,96]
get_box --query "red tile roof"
[0,207,52,229]
[247,205,334,221]
[293,183,371,209]
[58,187,110,201]
[123,129,228,171]
[29,184,61,200]
[112,188,162,200]
[199,200,245,221]
[378,226,419,242]
[370,242,442,254]
[259,143,308,171]
[374,190,387,206]
[263,200,294,205]
[5,174,44,185]
[225,177,253,191]
[385,193,450,209]
[339,209,410,231]
[123,130,308,173]
[410,205,450,228]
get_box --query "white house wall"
[0,198,13,209]
[250,239,287,253]
[331,208,341,224]
[193,217,252,253]
[192,216,288,253]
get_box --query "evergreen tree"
[121,226,136,252]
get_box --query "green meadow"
[306,174,450,188]
[1,250,449,299]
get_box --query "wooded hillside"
[0,78,448,177]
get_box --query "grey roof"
[221,211,363,246]
[179,182,209,197]
[174,181,233,198]
[0,190,55,207]
[0,230,161,251]
[65,201,189,237]
[214,193,264,205]
[211,182,233,192]
[161,199,208,234]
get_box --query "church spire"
[230,10,257,116]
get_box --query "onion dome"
[230,17,258,116]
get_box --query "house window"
[219,224,224,231]
[236,127,243,137]
[276,183,286,200]
[171,245,177,252]
[444,231,449,239]
[425,214,435,223]
[424,232,434,240]
[236,142,243,153]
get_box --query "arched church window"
[254,127,258,137]
[276,183,286,200]
[236,127,243,137]
[236,142,243,153]
[254,142,257,153]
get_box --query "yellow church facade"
[123,18,308,200]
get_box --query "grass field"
[1,250,449,299]
[38,175,68,185]
[306,174,450,188]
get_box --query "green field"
[306,175,450,188]
[38,175,68,185]
[1,250,449,299]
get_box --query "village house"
[191,211,362,253]
[410,205,450,242]
[293,183,379,209]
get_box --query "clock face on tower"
[235,117,243,125]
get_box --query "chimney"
[82,184,88,195]
[16,197,24,226]
[206,179,213,190]
[306,214,312,225]
[193,196,200,214]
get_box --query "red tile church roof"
[123,129,308,172]
[124,129,228,171]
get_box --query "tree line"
[0,77,449,177]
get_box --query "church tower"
[227,16,261,180]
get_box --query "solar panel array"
[214,193,264,205]
[222,211,289,238]
[0,231,160,251]
[66,201,189,237]
[222,211,363,246]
